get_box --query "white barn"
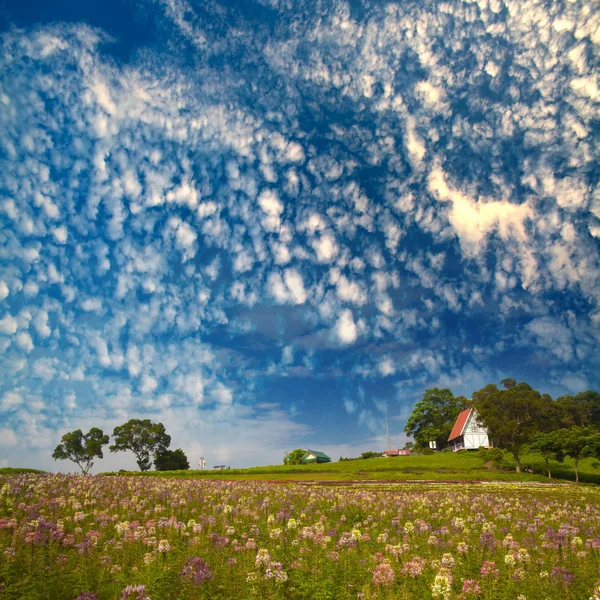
[448,408,490,451]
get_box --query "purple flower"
[551,567,575,586]
[76,593,97,600]
[180,557,214,585]
[372,563,395,587]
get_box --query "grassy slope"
[0,467,45,474]
[100,451,600,484]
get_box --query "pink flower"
[372,563,395,587]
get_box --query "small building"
[384,449,399,457]
[448,408,490,451]
[399,449,411,456]
[300,450,331,464]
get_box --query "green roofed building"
[300,450,331,464]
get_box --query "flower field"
[1,475,600,600]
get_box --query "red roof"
[448,408,472,441]
[384,449,400,455]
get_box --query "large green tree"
[110,419,171,471]
[284,448,306,465]
[404,388,468,450]
[154,448,190,471]
[556,391,600,428]
[472,380,555,472]
[52,428,109,475]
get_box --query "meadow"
[100,450,600,485]
[1,473,600,600]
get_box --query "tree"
[555,427,600,484]
[557,391,600,428]
[284,448,305,465]
[472,380,555,472]
[528,431,564,479]
[404,388,468,451]
[154,448,190,471]
[110,419,171,471]
[360,451,380,460]
[52,428,109,475]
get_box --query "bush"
[421,448,434,455]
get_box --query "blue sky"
[0,0,599,471]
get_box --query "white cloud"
[15,332,34,353]
[312,233,338,263]
[0,280,8,301]
[335,309,358,344]
[0,315,18,335]
[0,392,23,411]
[0,428,17,447]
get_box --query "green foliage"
[52,428,109,474]
[154,448,190,471]
[0,467,45,474]
[528,431,564,478]
[553,426,600,483]
[110,419,171,471]
[360,451,380,459]
[476,447,506,470]
[556,390,600,428]
[283,448,306,465]
[471,380,555,472]
[404,388,468,450]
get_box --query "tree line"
[404,380,600,480]
[52,419,190,474]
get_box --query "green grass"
[0,467,45,474]
[100,450,600,484]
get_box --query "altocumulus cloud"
[0,0,599,470]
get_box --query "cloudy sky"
[0,0,599,471]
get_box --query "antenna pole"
[386,412,391,450]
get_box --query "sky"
[0,0,599,472]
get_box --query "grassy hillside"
[0,467,45,474]
[101,450,600,484]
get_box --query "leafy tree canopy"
[52,428,109,475]
[472,380,555,472]
[556,390,600,428]
[553,426,600,483]
[284,448,305,465]
[110,419,171,471]
[154,448,190,471]
[404,388,468,450]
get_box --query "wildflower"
[269,528,282,539]
[180,557,214,585]
[265,562,288,583]
[287,518,298,530]
[255,549,270,567]
[120,585,150,600]
[223,505,233,514]
[76,593,97,600]
[401,556,426,577]
[457,542,469,554]
[551,566,575,586]
[157,539,172,553]
[460,579,481,596]
[441,553,455,569]
[540,570,549,578]
[404,521,415,534]
[372,563,395,587]
[351,529,361,541]
[431,568,453,599]
[504,553,516,567]
[480,561,499,578]
[143,553,155,565]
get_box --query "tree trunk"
[513,450,521,473]
[545,457,551,479]
[575,459,579,484]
